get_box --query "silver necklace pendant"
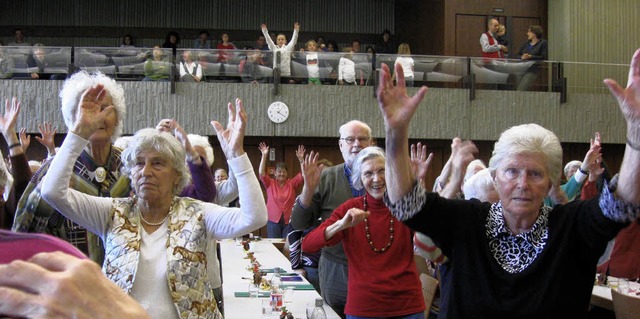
[94,167,107,183]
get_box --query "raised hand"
[376,63,428,131]
[19,128,31,152]
[301,150,324,191]
[295,145,306,162]
[604,49,640,137]
[258,142,269,156]
[451,140,478,171]
[211,98,246,159]
[261,24,267,30]
[294,22,300,31]
[72,84,116,140]
[582,132,602,172]
[0,97,21,140]
[35,122,57,154]
[155,118,172,133]
[410,142,433,187]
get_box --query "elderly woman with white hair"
[302,146,425,319]
[462,168,498,203]
[377,49,640,318]
[40,89,267,319]
[13,71,130,264]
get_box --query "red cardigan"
[302,193,425,317]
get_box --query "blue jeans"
[267,215,292,238]
[346,313,424,319]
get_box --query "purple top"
[180,155,216,202]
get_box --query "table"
[591,277,640,311]
[220,240,340,319]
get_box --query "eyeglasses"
[340,137,370,145]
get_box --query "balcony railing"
[0,45,628,102]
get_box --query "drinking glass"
[249,283,259,298]
[619,278,630,294]
[262,299,272,315]
[283,287,294,304]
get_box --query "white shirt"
[130,222,179,319]
[338,57,356,83]
[306,52,320,79]
[394,57,414,79]
[179,61,202,81]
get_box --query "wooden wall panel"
[455,14,487,57]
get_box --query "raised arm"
[376,63,428,203]
[286,22,300,51]
[258,142,269,177]
[18,128,30,154]
[207,99,267,238]
[0,97,24,157]
[604,48,640,205]
[261,24,277,51]
[35,122,57,157]
[410,142,433,189]
[296,150,324,207]
[40,84,115,237]
[439,140,477,200]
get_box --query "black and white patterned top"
[485,202,550,273]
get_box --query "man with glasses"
[291,120,372,318]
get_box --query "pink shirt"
[260,173,303,224]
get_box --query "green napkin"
[234,291,271,298]
[281,284,315,290]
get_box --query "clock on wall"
[267,101,289,123]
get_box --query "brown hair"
[529,25,544,39]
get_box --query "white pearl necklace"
[139,211,169,226]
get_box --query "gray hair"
[121,128,190,195]
[59,71,126,141]
[463,168,494,201]
[464,159,486,184]
[563,160,582,178]
[351,146,385,190]
[338,120,372,138]
[187,134,214,167]
[113,136,133,151]
[488,123,563,185]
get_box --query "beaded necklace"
[362,195,394,253]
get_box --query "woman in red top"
[302,146,425,318]
[216,32,237,63]
[259,142,305,238]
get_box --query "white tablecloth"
[220,240,340,319]
[591,277,640,310]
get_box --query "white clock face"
[268,102,289,123]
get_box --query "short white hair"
[489,123,563,185]
[464,159,486,184]
[564,160,582,178]
[121,128,190,195]
[351,146,385,190]
[463,168,494,201]
[113,136,133,151]
[59,71,126,141]
[187,134,214,167]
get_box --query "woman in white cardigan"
[41,92,267,319]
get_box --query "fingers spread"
[603,79,624,101]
